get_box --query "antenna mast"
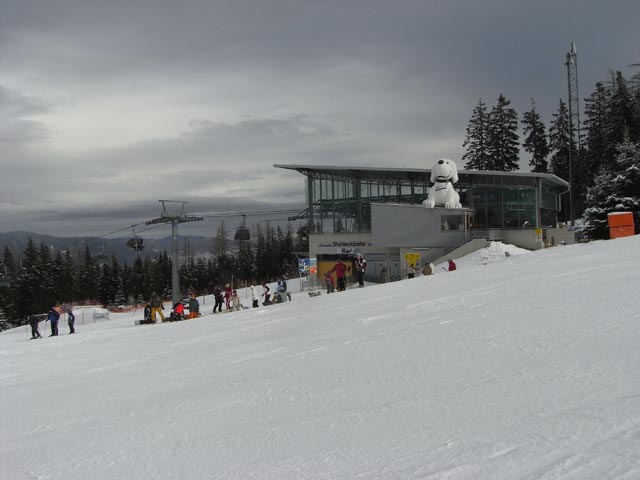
[565,42,580,227]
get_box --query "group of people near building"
[29,304,75,339]
[324,254,367,294]
[325,254,457,293]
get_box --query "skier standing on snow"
[67,307,76,334]
[250,284,260,308]
[187,293,200,319]
[325,271,335,294]
[224,284,232,311]
[331,259,347,292]
[231,290,242,311]
[29,315,42,339]
[447,259,457,272]
[354,254,367,287]
[149,292,165,323]
[47,305,61,337]
[213,287,224,313]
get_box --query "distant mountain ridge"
[0,231,214,264]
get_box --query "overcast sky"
[1,0,639,238]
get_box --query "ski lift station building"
[275,164,572,281]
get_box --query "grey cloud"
[0,86,51,143]
[1,0,639,237]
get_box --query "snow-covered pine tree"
[605,72,635,152]
[522,99,549,173]
[611,140,640,210]
[462,99,491,170]
[487,94,520,171]
[581,140,640,240]
[580,167,615,240]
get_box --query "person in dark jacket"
[213,287,224,313]
[67,308,76,334]
[47,305,61,337]
[149,292,165,323]
[187,293,200,319]
[29,315,42,339]
[354,254,367,287]
[143,304,151,322]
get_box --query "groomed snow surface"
[2,237,640,480]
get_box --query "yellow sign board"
[404,253,421,268]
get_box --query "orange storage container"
[610,225,635,239]
[607,212,634,228]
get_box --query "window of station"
[441,215,464,231]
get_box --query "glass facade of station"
[276,165,568,234]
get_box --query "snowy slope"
[2,238,640,479]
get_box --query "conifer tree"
[236,239,255,284]
[605,71,635,150]
[462,99,491,170]
[0,246,17,327]
[59,250,77,302]
[549,99,572,182]
[39,242,57,309]
[583,82,610,177]
[193,257,210,294]
[581,141,640,239]
[121,263,132,304]
[129,256,145,303]
[487,94,520,171]
[78,246,99,302]
[521,100,549,173]
[15,239,43,318]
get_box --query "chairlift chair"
[126,238,144,251]
[234,215,251,241]
[234,226,251,241]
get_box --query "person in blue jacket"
[47,305,61,337]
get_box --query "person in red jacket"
[448,259,457,272]
[224,284,232,310]
[331,259,347,292]
[325,271,335,294]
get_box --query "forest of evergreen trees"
[462,66,640,236]
[0,223,304,330]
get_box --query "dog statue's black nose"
[438,160,444,164]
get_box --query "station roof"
[274,164,569,188]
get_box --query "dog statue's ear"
[430,168,436,183]
[450,160,458,184]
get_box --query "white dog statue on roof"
[422,158,462,209]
